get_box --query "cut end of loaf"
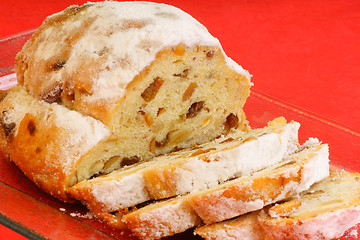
[113,44,250,163]
[71,44,251,184]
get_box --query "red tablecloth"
[0,0,359,239]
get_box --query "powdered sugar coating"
[266,205,360,240]
[263,170,360,240]
[348,228,359,238]
[124,142,330,239]
[189,142,329,224]
[49,103,110,174]
[197,170,360,240]
[37,1,250,104]
[126,198,201,240]
[194,212,265,240]
[90,173,150,210]
[297,143,329,192]
[4,87,110,175]
[175,122,300,194]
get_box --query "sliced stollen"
[121,140,329,240]
[260,169,360,240]
[0,86,109,201]
[188,139,329,224]
[14,1,251,175]
[69,117,300,215]
[194,212,265,240]
[195,169,360,240]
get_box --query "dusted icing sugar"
[48,103,110,174]
[41,1,250,102]
[189,141,329,224]
[276,205,360,240]
[127,198,201,240]
[174,122,300,194]
[90,173,150,210]
[298,144,329,191]
[5,87,110,175]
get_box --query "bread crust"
[188,144,329,224]
[123,197,202,240]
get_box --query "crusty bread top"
[15,1,250,123]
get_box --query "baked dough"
[121,141,329,239]
[1,1,252,202]
[15,1,251,175]
[0,86,109,201]
[69,117,300,214]
[189,141,329,224]
[195,169,360,240]
[195,212,265,240]
[259,169,360,240]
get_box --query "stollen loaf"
[1,1,252,202]
[14,1,251,178]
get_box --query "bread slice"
[121,141,329,240]
[195,169,360,240]
[194,212,265,240]
[260,169,360,240]
[69,117,300,214]
[14,1,251,175]
[0,86,109,201]
[189,139,329,224]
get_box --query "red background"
[0,0,359,239]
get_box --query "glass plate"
[0,30,359,240]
